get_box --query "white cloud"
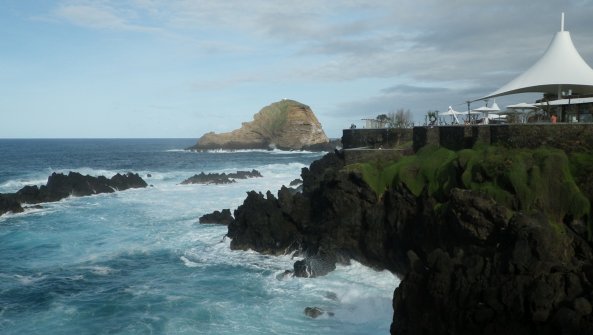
[38,0,593,134]
[53,2,160,32]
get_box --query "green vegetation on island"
[253,99,294,139]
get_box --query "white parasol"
[471,101,501,124]
[503,102,538,123]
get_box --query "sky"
[2,0,593,139]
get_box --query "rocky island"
[225,128,593,334]
[189,99,333,151]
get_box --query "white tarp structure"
[440,106,463,124]
[478,13,593,101]
[472,101,500,113]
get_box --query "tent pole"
[466,100,471,124]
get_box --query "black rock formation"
[181,170,262,185]
[226,149,593,334]
[304,306,334,318]
[199,209,234,225]
[0,172,148,216]
[0,195,24,216]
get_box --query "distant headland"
[188,99,336,151]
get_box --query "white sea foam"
[179,255,200,268]
[14,273,47,285]
[198,148,325,155]
[80,266,117,276]
[0,178,48,192]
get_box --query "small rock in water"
[304,307,334,319]
[276,270,293,280]
[324,292,338,301]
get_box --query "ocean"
[0,138,397,335]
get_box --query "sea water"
[0,139,398,335]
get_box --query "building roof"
[478,14,593,101]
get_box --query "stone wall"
[342,128,413,149]
[343,149,404,165]
[489,124,593,152]
[412,124,593,152]
[345,124,593,153]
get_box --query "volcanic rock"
[0,172,148,216]
[304,307,334,318]
[181,170,262,185]
[199,209,234,225]
[293,255,337,278]
[0,195,24,216]
[226,145,593,334]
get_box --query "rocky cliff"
[226,145,593,334]
[189,100,331,151]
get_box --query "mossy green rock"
[348,145,592,239]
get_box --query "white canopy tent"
[440,106,464,124]
[477,13,593,101]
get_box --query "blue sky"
[2,0,593,138]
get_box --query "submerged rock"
[304,307,334,319]
[275,270,293,281]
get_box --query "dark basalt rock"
[228,190,302,255]
[304,306,334,318]
[0,172,148,216]
[227,148,593,334]
[109,172,147,190]
[199,209,234,225]
[181,170,262,185]
[17,172,147,203]
[228,151,385,267]
[293,255,337,278]
[0,195,24,215]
